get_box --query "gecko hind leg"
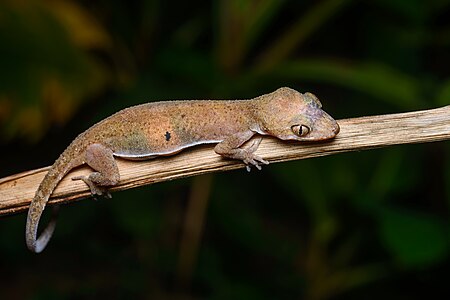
[72,143,120,199]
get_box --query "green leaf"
[254,0,353,72]
[216,0,286,73]
[436,78,450,106]
[374,0,429,23]
[274,59,424,109]
[270,160,337,243]
[108,186,162,238]
[378,207,449,268]
[0,1,109,140]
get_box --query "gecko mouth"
[306,121,340,141]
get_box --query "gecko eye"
[291,125,310,137]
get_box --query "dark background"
[1,0,449,299]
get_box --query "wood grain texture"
[1,105,449,217]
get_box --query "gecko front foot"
[243,154,269,172]
[72,175,112,199]
[243,137,269,171]
[215,134,270,172]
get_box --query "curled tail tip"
[26,216,57,253]
[26,240,43,254]
[26,205,59,253]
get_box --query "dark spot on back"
[165,131,171,141]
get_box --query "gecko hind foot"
[72,176,112,199]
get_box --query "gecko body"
[26,87,339,253]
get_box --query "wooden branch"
[1,105,449,217]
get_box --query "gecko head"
[258,87,340,141]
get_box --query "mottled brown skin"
[26,87,339,253]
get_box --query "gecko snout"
[332,122,340,135]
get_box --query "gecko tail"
[27,205,59,253]
[25,142,83,253]
[25,161,67,253]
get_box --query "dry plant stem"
[177,174,214,289]
[1,105,449,217]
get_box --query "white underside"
[112,139,223,160]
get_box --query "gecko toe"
[72,175,112,199]
[243,155,267,171]
[261,159,269,165]
[252,154,269,166]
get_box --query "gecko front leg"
[72,143,120,198]
[214,131,269,171]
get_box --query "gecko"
[26,87,340,253]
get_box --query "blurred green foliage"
[0,0,449,299]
